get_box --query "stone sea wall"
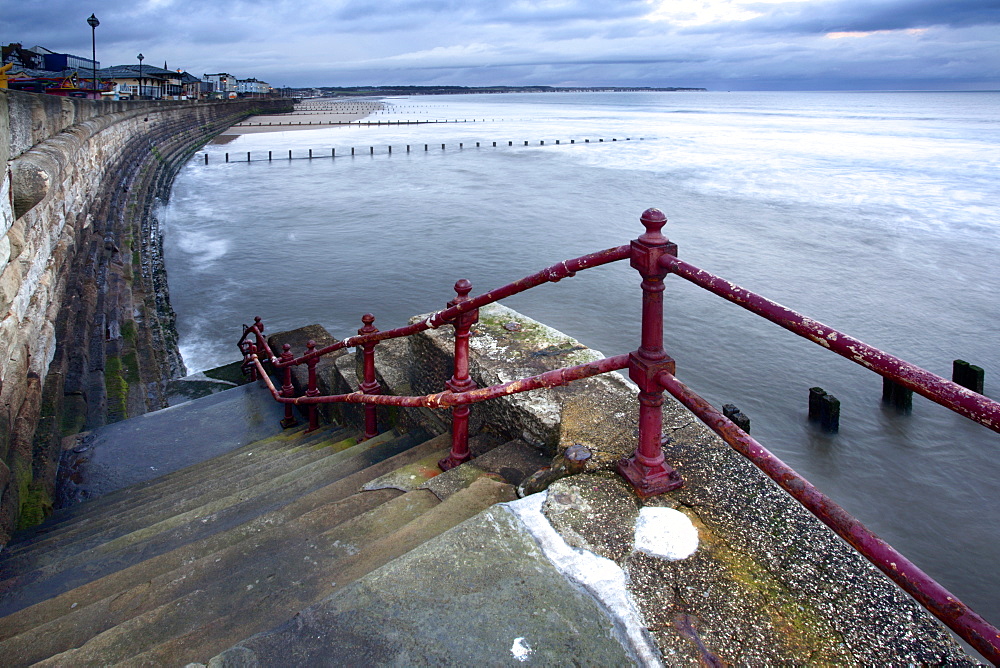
[0,90,292,541]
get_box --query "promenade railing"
[237,208,1000,661]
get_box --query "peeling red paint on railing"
[655,368,1000,664]
[248,353,629,409]
[661,256,1000,434]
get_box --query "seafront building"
[0,43,98,77]
[1,42,270,100]
[237,77,270,96]
[203,73,239,99]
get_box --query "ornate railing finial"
[638,207,667,245]
[618,210,683,496]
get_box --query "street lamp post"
[137,53,144,100]
[87,14,100,99]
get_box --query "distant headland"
[289,85,707,97]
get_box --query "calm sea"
[161,91,1000,623]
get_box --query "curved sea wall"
[0,90,292,541]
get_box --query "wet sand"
[223,99,384,135]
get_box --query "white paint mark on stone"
[511,637,534,662]
[504,492,663,667]
[633,507,699,560]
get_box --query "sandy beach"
[222,99,385,135]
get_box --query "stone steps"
[0,433,453,650]
[0,367,535,666]
[7,422,354,553]
[0,426,431,618]
[0,439,516,666]
[125,478,516,667]
[0,424,362,588]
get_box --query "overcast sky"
[6,0,999,90]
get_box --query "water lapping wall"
[0,90,292,542]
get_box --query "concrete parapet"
[406,303,640,464]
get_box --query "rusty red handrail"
[656,368,1000,664]
[661,256,1000,434]
[248,353,629,408]
[238,208,1000,658]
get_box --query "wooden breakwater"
[209,137,644,163]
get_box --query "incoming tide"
[161,91,1000,624]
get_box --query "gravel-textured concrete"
[543,473,976,665]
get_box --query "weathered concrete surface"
[543,473,974,665]
[409,302,641,464]
[306,309,974,664]
[209,504,639,667]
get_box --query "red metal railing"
[658,369,1000,662]
[238,208,1000,660]
[661,256,1000,433]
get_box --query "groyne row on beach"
[207,136,644,164]
[231,119,500,127]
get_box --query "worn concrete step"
[0,429,430,618]
[164,360,248,407]
[46,427,362,540]
[0,488,403,665]
[14,414,334,546]
[0,434,452,650]
[38,477,516,666]
[2,425,359,563]
[0,427,364,578]
[40,414,350,528]
[209,502,638,667]
[33,490,442,666]
[55,382,290,507]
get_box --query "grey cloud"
[712,0,1000,34]
[335,0,648,26]
[5,0,998,90]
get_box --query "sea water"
[161,91,1000,623]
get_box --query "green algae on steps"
[475,311,601,366]
[104,356,129,424]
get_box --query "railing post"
[358,313,381,440]
[617,208,684,497]
[439,279,479,471]
[240,337,257,382]
[279,343,298,428]
[305,339,320,433]
[252,316,266,361]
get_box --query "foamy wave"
[176,230,231,268]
